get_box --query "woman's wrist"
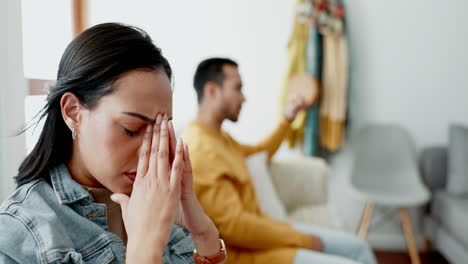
[191,220,220,256]
[126,254,162,264]
[126,238,164,264]
[126,251,162,264]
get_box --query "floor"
[375,251,450,264]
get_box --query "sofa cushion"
[419,146,448,191]
[246,152,287,221]
[432,191,468,247]
[447,124,468,194]
[288,205,338,229]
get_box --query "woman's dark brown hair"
[15,23,172,186]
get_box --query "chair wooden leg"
[423,235,432,253]
[399,208,421,264]
[356,202,374,239]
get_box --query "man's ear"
[60,92,83,131]
[203,81,221,101]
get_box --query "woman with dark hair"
[0,23,226,264]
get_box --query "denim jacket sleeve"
[0,169,201,264]
[0,215,197,264]
[0,253,17,264]
[0,212,41,263]
[163,225,196,264]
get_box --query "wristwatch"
[192,239,227,264]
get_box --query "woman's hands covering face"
[112,113,220,262]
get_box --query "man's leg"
[294,248,361,264]
[293,223,377,264]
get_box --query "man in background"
[183,58,376,264]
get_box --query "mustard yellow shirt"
[183,118,312,264]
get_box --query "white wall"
[1,0,27,200]
[330,0,468,250]
[345,0,468,148]
[88,0,296,145]
[22,0,298,156]
[0,1,6,200]
[21,0,468,154]
[22,0,72,80]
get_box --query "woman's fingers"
[157,115,170,185]
[168,120,177,165]
[136,124,152,180]
[183,143,193,173]
[123,116,186,263]
[181,143,194,192]
[170,139,184,190]
[149,113,162,173]
[110,193,130,218]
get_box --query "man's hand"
[284,94,308,121]
[309,235,325,251]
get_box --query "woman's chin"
[119,184,133,196]
[107,181,133,196]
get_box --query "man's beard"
[221,101,240,122]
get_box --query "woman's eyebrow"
[122,112,154,123]
[122,112,173,122]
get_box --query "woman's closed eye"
[123,126,142,137]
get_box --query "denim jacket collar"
[50,163,92,205]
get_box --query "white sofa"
[421,125,468,264]
[246,152,340,229]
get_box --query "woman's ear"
[60,92,83,131]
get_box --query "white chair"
[247,152,340,229]
[351,124,430,264]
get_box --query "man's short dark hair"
[193,58,238,103]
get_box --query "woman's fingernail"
[146,124,152,132]
[156,113,162,125]
[161,119,167,129]
[110,194,120,203]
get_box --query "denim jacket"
[0,164,195,264]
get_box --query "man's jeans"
[293,223,377,264]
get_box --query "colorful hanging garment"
[279,0,309,148]
[319,2,348,152]
[281,0,348,152]
[304,24,322,156]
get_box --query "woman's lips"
[125,172,137,182]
